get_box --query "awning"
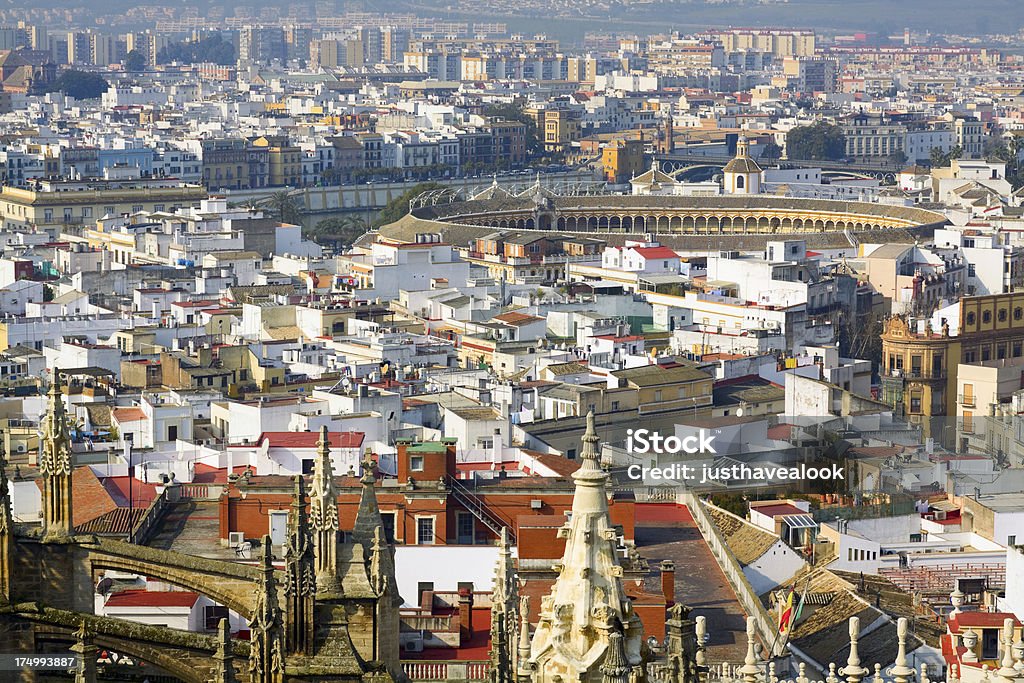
[782,514,818,529]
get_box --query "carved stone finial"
[739,616,761,683]
[841,616,869,683]
[891,618,915,683]
[997,618,1019,681]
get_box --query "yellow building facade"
[881,292,1024,440]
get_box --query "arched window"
[736,175,745,189]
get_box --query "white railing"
[403,661,490,681]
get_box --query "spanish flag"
[779,589,795,635]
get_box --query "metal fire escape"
[446,475,517,545]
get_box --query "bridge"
[655,152,902,182]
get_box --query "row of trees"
[37,70,109,100]
[157,35,236,66]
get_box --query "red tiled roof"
[750,502,806,517]
[492,311,543,325]
[102,477,158,508]
[632,246,679,260]
[112,408,146,423]
[35,467,116,527]
[256,431,365,449]
[76,507,148,535]
[105,590,200,608]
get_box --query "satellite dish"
[735,408,744,417]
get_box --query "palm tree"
[257,190,303,225]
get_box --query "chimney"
[458,584,474,644]
[660,560,675,607]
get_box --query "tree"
[124,49,146,73]
[257,191,303,225]
[930,145,962,168]
[40,70,109,100]
[309,216,368,246]
[785,122,847,161]
[888,150,907,167]
[761,140,783,162]
[157,35,236,66]
[372,182,445,228]
[320,167,338,186]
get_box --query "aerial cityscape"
[0,2,1022,682]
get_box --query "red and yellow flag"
[778,589,795,635]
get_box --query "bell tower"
[723,136,762,195]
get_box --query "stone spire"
[309,425,341,595]
[490,527,518,683]
[249,537,285,683]
[40,370,74,540]
[352,448,382,546]
[600,627,631,683]
[0,448,14,604]
[349,446,404,680]
[518,596,532,682]
[71,620,97,683]
[283,475,315,656]
[210,618,238,683]
[526,411,647,682]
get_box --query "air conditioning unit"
[531,499,543,509]
[404,639,424,653]
[228,531,245,548]
[935,510,947,521]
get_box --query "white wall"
[1001,544,1024,620]
[393,545,506,607]
[743,539,805,595]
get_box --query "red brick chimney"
[458,586,474,644]
[660,560,675,607]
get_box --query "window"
[736,175,745,189]
[654,390,663,402]
[1009,535,1017,547]
[205,605,229,631]
[982,310,992,324]
[999,309,1007,322]
[380,512,396,543]
[966,312,976,325]
[456,512,474,544]
[417,517,435,545]
[410,455,424,471]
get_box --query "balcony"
[883,369,944,381]
[958,394,976,408]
